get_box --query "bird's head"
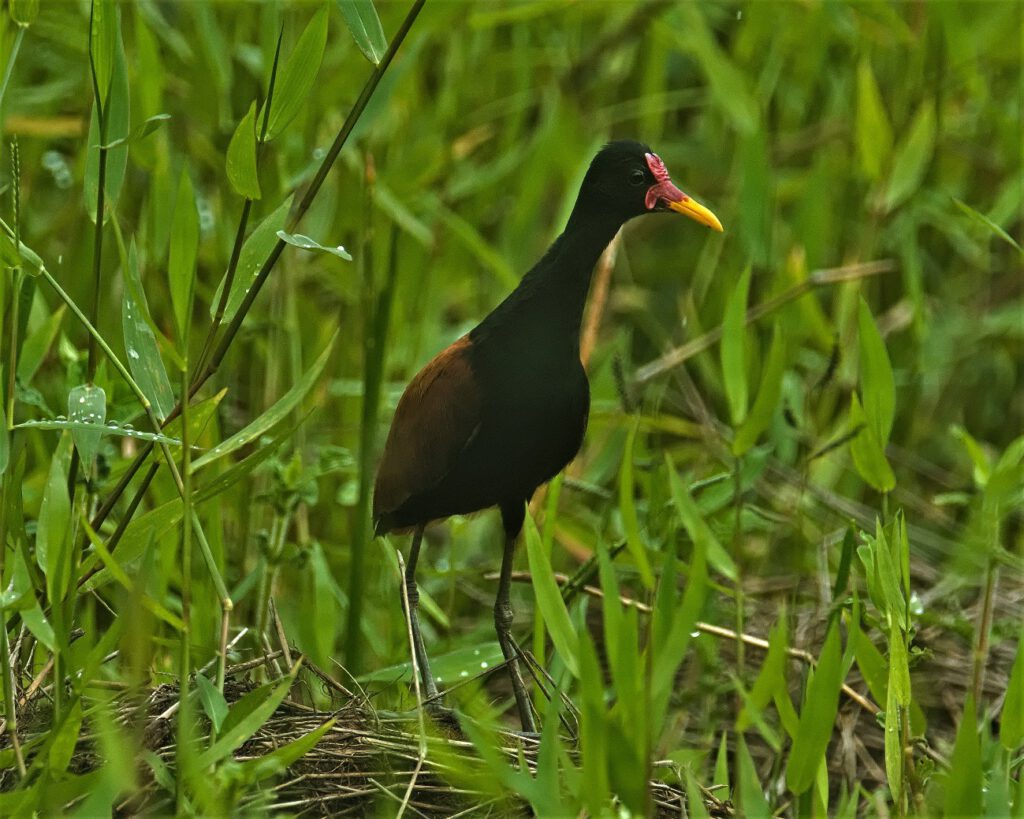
[580,140,723,232]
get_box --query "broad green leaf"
[785,623,842,794]
[883,100,935,211]
[999,627,1024,749]
[721,265,752,426]
[736,733,770,818]
[226,101,261,200]
[857,298,895,443]
[855,57,893,181]
[123,240,175,421]
[38,433,73,602]
[196,673,229,733]
[68,383,106,469]
[713,732,730,790]
[667,464,737,581]
[231,718,335,785]
[849,393,896,492]
[953,197,1023,254]
[734,321,787,455]
[523,510,579,677]
[335,0,387,65]
[48,701,84,774]
[944,697,983,817]
[168,169,199,342]
[210,196,292,323]
[198,672,297,768]
[618,419,654,588]
[277,230,352,260]
[261,6,328,141]
[190,332,336,472]
[686,770,711,819]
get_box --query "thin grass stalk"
[346,158,395,671]
[88,0,427,540]
[0,144,26,779]
[176,362,193,813]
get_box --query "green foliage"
[0,0,1020,814]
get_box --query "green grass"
[1,0,1022,815]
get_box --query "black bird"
[374,140,722,731]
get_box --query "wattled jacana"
[373,140,723,732]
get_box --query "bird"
[373,140,723,732]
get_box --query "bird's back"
[373,325,589,534]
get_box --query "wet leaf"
[122,240,175,421]
[276,230,351,260]
[210,196,292,323]
[68,383,106,469]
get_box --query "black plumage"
[373,140,722,731]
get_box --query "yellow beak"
[668,197,724,232]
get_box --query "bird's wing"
[373,336,482,525]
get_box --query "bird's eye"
[630,169,646,186]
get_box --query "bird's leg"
[403,525,440,703]
[494,530,537,734]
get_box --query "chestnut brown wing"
[373,336,482,529]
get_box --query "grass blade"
[336,0,388,65]
[523,510,579,677]
[189,332,336,472]
[168,169,199,343]
[226,101,261,200]
[261,6,328,141]
[721,265,752,426]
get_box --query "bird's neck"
[476,207,623,346]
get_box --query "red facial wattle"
[644,152,724,232]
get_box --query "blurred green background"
[1,0,1021,814]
